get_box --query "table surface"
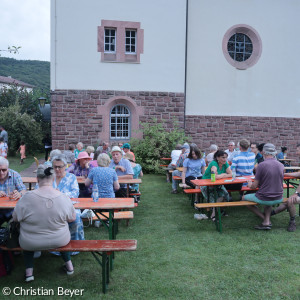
[278,158,295,161]
[192,174,297,187]
[22,176,141,185]
[191,175,254,187]
[0,197,135,210]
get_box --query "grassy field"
[7,153,44,173]
[1,174,300,299]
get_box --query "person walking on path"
[16,141,26,164]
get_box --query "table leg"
[109,210,115,271]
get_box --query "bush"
[0,105,43,155]
[130,119,190,174]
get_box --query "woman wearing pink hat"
[67,151,94,197]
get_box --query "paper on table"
[224,179,234,182]
[236,177,247,180]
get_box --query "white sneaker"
[194,214,204,220]
[200,214,208,220]
[33,251,41,258]
[194,214,208,220]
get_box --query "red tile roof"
[0,75,34,88]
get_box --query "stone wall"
[51,89,185,149]
[185,115,300,159]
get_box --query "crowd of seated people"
[168,139,300,231]
[1,137,299,282]
[0,140,143,281]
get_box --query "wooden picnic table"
[22,176,142,196]
[278,158,295,167]
[0,196,134,240]
[284,166,300,171]
[0,196,135,273]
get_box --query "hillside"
[0,57,50,90]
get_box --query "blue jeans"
[172,170,182,190]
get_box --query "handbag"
[0,220,20,249]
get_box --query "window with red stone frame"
[98,20,144,63]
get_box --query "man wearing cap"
[171,143,190,194]
[122,143,135,162]
[271,143,300,232]
[0,157,26,226]
[243,143,284,230]
[109,146,134,197]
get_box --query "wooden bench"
[194,198,288,233]
[82,211,134,228]
[0,239,137,294]
[184,183,289,205]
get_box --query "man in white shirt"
[225,141,237,163]
[168,144,182,170]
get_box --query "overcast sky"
[0,0,50,61]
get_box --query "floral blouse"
[53,172,79,198]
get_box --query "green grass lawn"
[1,174,300,299]
[7,153,44,173]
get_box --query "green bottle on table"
[211,170,216,182]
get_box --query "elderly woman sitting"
[13,165,76,282]
[35,154,84,256]
[85,153,119,198]
[67,151,93,197]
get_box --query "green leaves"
[130,118,190,173]
[0,105,43,155]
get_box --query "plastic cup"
[7,185,15,200]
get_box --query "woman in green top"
[201,150,232,219]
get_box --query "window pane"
[227,33,253,62]
[110,105,130,139]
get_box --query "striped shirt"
[231,151,255,176]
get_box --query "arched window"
[110,104,131,139]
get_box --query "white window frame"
[110,104,131,140]
[104,28,116,53]
[125,29,137,54]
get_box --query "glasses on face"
[53,165,65,170]
[228,145,234,147]
[0,169,8,172]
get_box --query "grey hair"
[51,154,67,166]
[77,142,83,148]
[263,143,277,157]
[49,149,62,161]
[228,141,235,146]
[0,157,9,167]
[209,144,218,152]
[86,145,95,154]
[37,165,54,179]
[97,153,111,167]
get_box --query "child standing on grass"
[17,141,26,164]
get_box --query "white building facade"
[51,0,300,155]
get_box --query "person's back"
[171,149,181,165]
[255,158,284,201]
[63,150,75,164]
[231,151,255,176]
[15,190,74,250]
[89,167,117,198]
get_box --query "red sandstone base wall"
[51,89,300,161]
[51,89,185,150]
[185,115,300,159]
